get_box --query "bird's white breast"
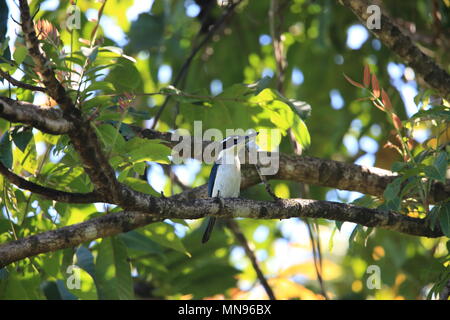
[211,157,241,198]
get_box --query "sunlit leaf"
[141,222,190,257]
[95,237,134,300]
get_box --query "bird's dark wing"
[208,162,219,197]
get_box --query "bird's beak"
[245,131,259,141]
[240,131,258,149]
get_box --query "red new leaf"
[363,64,371,88]
[371,74,380,98]
[343,73,365,89]
[391,113,402,130]
[381,89,392,111]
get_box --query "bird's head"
[218,131,259,160]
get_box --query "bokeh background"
[0,0,449,300]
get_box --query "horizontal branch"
[0,196,442,268]
[0,109,447,204]
[339,0,450,98]
[0,97,73,134]
[0,69,46,92]
[0,161,100,203]
[0,211,161,268]
[135,128,450,203]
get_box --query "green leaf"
[81,46,99,61]
[132,161,146,175]
[0,269,30,299]
[141,222,190,256]
[125,137,171,164]
[41,251,62,278]
[123,177,159,196]
[351,195,377,208]
[438,203,450,237]
[428,152,448,182]
[106,58,141,91]
[56,280,79,300]
[291,115,311,149]
[128,13,165,52]
[12,130,33,152]
[62,266,98,300]
[0,2,10,61]
[12,45,27,65]
[101,46,136,62]
[383,177,403,202]
[17,138,38,174]
[429,206,440,231]
[76,247,96,279]
[85,81,116,94]
[119,230,163,254]
[95,123,126,153]
[0,132,12,168]
[424,166,445,182]
[348,224,360,247]
[41,281,64,300]
[391,161,408,172]
[95,237,134,300]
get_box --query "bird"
[202,131,259,243]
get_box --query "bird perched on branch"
[202,131,259,243]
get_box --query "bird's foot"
[214,191,225,213]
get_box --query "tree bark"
[338,0,450,98]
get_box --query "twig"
[338,0,450,98]
[0,161,101,203]
[0,69,46,92]
[225,219,277,300]
[269,0,327,298]
[269,0,286,92]
[254,163,279,201]
[150,0,244,129]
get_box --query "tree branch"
[0,161,101,203]
[0,97,73,134]
[17,0,124,202]
[0,211,161,268]
[225,219,277,300]
[133,128,450,203]
[338,0,450,98]
[151,0,244,129]
[0,196,442,268]
[0,69,46,92]
[18,0,77,116]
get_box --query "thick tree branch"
[0,161,100,203]
[0,197,442,268]
[134,128,450,203]
[0,97,73,134]
[0,211,161,268]
[338,0,450,98]
[18,0,78,118]
[17,0,123,202]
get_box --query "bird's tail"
[201,217,216,243]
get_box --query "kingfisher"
[202,131,259,243]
